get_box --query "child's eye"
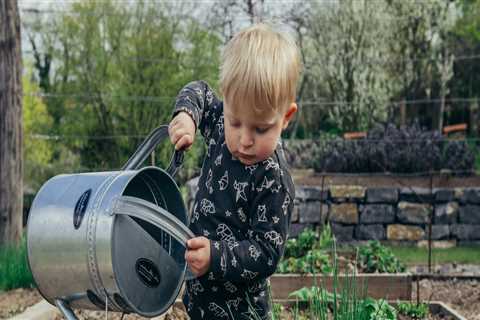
[230,121,241,128]
[256,127,269,134]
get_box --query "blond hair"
[220,23,301,114]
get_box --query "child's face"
[224,101,297,166]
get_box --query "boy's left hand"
[185,236,211,277]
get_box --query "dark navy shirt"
[173,81,295,320]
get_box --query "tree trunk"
[0,0,23,246]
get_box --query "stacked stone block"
[185,177,480,246]
[290,186,480,246]
[289,185,480,246]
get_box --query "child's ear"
[282,103,297,129]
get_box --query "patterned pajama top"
[173,81,295,320]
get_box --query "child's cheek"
[256,136,277,162]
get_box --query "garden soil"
[413,278,480,320]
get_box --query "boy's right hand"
[168,112,196,150]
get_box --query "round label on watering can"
[135,258,161,288]
[73,189,91,229]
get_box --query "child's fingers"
[175,134,193,150]
[168,123,184,143]
[169,127,188,146]
[185,250,206,271]
[187,237,208,250]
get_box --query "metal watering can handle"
[113,195,195,245]
[122,125,184,176]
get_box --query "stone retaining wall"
[291,185,480,246]
[185,177,480,246]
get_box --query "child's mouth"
[238,152,255,160]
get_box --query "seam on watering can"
[86,172,122,312]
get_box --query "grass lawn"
[0,236,34,291]
[387,245,480,266]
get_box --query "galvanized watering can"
[26,125,195,319]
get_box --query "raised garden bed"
[273,300,466,320]
[426,302,467,320]
[270,273,412,301]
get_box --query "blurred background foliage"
[20,0,480,193]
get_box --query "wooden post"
[0,0,23,246]
[469,98,479,137]
[400,99,406,126]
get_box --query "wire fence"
[23,91,480,110]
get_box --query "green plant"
[360,298,397,320]
[286,240,398,320]
[0,235,34,291]
[271,303,284,320]
[284,228,317,258]
[396,301,428,319]
[278,249,332,274]
[289,286,336,304]
[319,223,334,249]
[279,227,334,274]
[358,241,406,273]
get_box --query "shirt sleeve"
[208,162,294,283]
[172,80,223,142]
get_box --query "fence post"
[428,171,434,273]
[469,98,478,136]
[400,99,406,126]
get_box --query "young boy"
[168,23,301,319]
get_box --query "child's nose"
[240,130,254,148]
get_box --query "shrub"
[312,121,476,174]
[358,241,406,273]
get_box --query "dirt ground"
[0,287,42,319]
[292,169,480,188]
[2,279,478,320]
[51,305,189,320]
[412,279,480,320]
